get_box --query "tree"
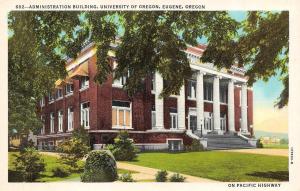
[106,131,137,161]
[14,147,45,182]
[58,126,90,169]
[201,11,289,108]
[9,11,288,139]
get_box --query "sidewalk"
[219,148,288,157]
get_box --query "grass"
[126,151,288,182]
[263,144,288,149]
[9,152,84,182]
[9,152,137,182]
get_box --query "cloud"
[254,106,288,133]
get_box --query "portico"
[153,65,249,135]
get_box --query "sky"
[229,11,288,134]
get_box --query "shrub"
[256,139,263,148]
[189,139,204,151]
[58,137,90,169]
[58,126,90,170]
[107,131,137,161]
[81,150,118,182]
[155,170,168,182]
[169,173,186,182]
[14,147,45,182]
[119,173,135,182]
[52,166,71,177]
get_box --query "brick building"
[37,43,255,151]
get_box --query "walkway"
[219,148,288,157]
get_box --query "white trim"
[190,64,247,83]
[65,93,73,98]
[112,102,132,129]
[166,138,183,151]
[66,47,96,71]
[80,101,90,129]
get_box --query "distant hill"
[254,130,288,139]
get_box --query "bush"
[81,150,118,182]
[52,166,71,177]
[169,173,186,182]
[14,147,45,182]
[107,131,137,161]
[155,170,168,182]
[119,173,135,182]
[256,139,263,148]
[58,126,90,170]
[187,139,204,152]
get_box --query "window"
[41,115,45,134]
[67,107,74,131]
[188,80,196,99]
[168,140,182,151]
[170,108,178,129]
[151,105,156,128]
[66,83,74,95]
[56,89,63,99]
[220,86,228,103]
[204,112,213,131]
[58,110,63,132]
[112,62,129,87]
[220,113,226,131]
[80,76,89,90]
[50,112,54,133]
[40,97,45,107]
[151,73,155,93]
[204,82,213,101]
[48,93,55,102]
[112,100,131,128]
[81,102,90,129]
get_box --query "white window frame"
[188,108,197,131]
[112,101,132,129]
[41,115,45,135]
[151,111,156,128]
[204,112,213,131]
[112,61,129,88]
[48,93,55,103]
[187,80,196,100]
[67,107,74,131]
[204,82,213,102]
[220,114,227,131]
[40,97,45,107]
[170,112,178,130]
[56,89,63,100]
[65,83,74,96]
[58,110,63,132]
[220,85,228,104]
[80,76,89,91]
[166,138,183,151]
[81,102,90,129]
[50,112,54,133]
[151,73,156,94]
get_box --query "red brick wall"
[234,86,241,132]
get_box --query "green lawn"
[126,151,289,182]
[263,144,288,149]
[9,152,137,182]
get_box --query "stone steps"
[200,134,256,150]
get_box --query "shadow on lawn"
[246,171,289,181]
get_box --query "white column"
[154,72,164,129]
[177,84,186,130]
[241,83,248,133]
[213,76,221,134]
[228,79,235,133]
[196,71,204,131]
